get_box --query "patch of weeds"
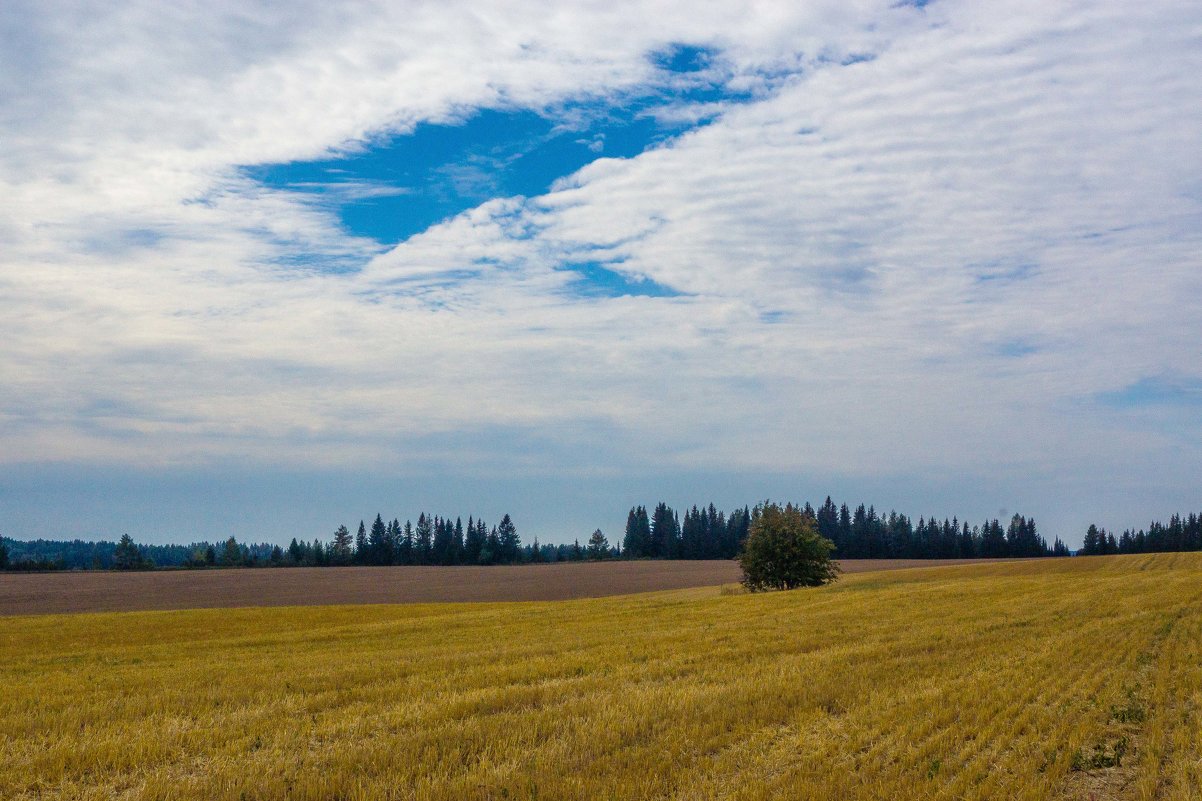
[1110,687,1146,724]
[1070,737,1130,771]
[926,758,941,779]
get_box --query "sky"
[1,1,1200,548]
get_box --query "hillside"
[3,554,1200,799]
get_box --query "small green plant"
[1071,737,1130,771]
[1110,687,1146,723]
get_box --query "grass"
[3,553,1202,800]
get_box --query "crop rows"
[2,554,1201,799]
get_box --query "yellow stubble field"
[2,553,1201,800]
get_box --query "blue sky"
[1,1,1200,547]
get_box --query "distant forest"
[1077,513,1202,556]
[3,502,1199,571]
[620,499,1070,560]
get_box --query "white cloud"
[1,0,1200,535]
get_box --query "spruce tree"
[415,514,433,564]
[399,521,414,565]
[368,514,388,566]
[354,521,367,564]
[463,516,484,565]
[837,504,852,554]
[384,519,398,564]
[651,502,679,558]
[622,507,647,557]
[497,514,520,563]
[481,525,501,565]
[432,516,453,565]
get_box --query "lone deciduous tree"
[738,502,839,591]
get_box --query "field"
[3,555,1201,800]
[0,558,985,615]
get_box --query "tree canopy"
[738,502,839,591]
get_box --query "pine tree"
[332,524,353,565]
[113,533,142,570]
[221,536,241,567]
[587,529,609,560]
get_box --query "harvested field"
[0,558,986,615]
[3,554,1201,801]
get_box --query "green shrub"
[738,502,840,591]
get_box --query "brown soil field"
[0,558,993,615]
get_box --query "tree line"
[623,498,1070,560]
[1079,512,1202,556]
[0,534,264,571]
[0,512,616,570]
[20,501,1202,572]
[301,513,527,566]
